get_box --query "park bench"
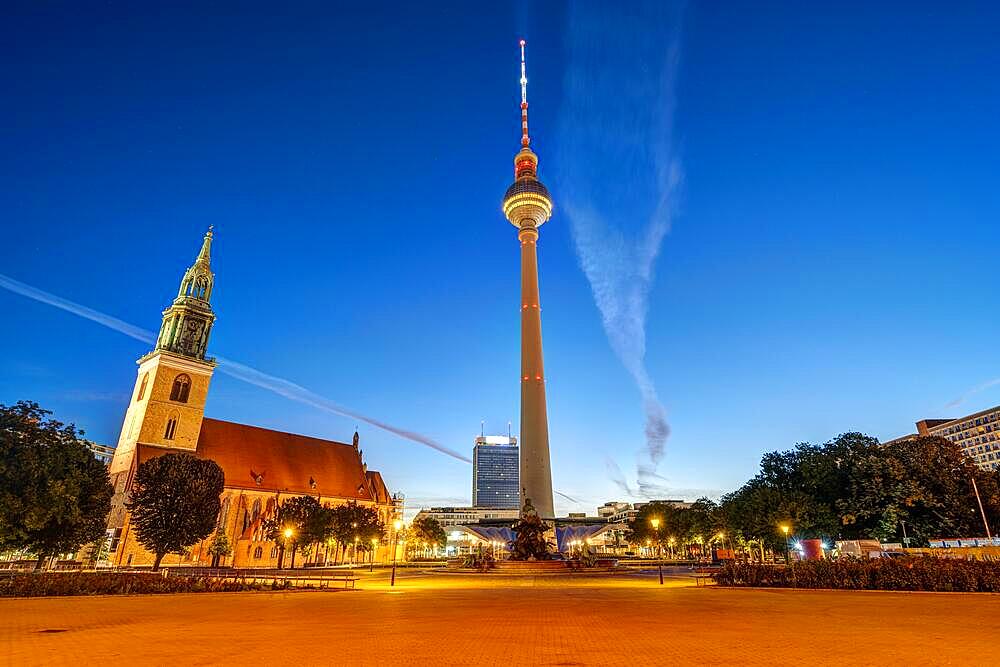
[692,567,717,587]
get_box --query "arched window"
[252,498,261,523]
[136,373,149,402]
[164,414,178,441]
[253,546,263,559]
[270,546,278,559]
[170,374,191,403]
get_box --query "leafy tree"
[208,530,232,567]
[842,436,1000,543]
[263,495,324,568]
[329,501,385,563]
[411,516,446,550]
[0,401,113,569]
[627,501,685,550]
[718,432,1000,551]
[125,453,224,570]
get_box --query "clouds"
[558,2,685,497]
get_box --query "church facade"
[106,229,400,568]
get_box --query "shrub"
[0,572,267,597]
[713,557,1000,592]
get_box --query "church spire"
[195,225,213,266]
[177,226,214,302]
[153,228,218,361]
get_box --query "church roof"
[136,418,388,502]
[365,470,391,505]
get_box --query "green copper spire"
[177,225,214,302]
[153,228,217,360]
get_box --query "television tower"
[502,40,555,519]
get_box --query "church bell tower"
[108,228,218,477]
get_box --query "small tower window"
[164,416,178,441]
[136,373,149,402]
[170,374,191,403]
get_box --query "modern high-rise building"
[502,40,555,518]
[888,404,1000,471]
[472,435,519,509]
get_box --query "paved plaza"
[2,568,997,666]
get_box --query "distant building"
[601,500,693,524]
[472,435,519,509]
[84,441,116,466]
[597,501,631,518]
[888,405,1000,471]
[412,506,519,529]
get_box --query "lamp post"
[971,477,994,541]
[650,518,663,585]
[391,519,402,587]
[780,524,790,565]
[283,527,295,569]
[370,538,378,572]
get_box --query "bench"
[692,567,717,587]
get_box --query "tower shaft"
[519,225,554,519]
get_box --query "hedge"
[0,572,269,597]
[713,557,1000,592]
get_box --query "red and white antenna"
[519,39,530,148]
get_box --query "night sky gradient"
[3,2,1000,514]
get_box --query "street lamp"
[281,527,295,569]
[779,524,791,565]
[650,518,663,585]
[371,538,378,572]
[391,519,402,587]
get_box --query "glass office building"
[472,435,519,509]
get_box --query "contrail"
[554,490,582,504]
[559,2,684,496]
[945,377,1000,410]
[0,273,157,345]
[0,272,471,463]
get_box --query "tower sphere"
[503,148,553,228]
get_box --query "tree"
[411,516,446,553]
[0,401,113,569]
[718,432,1000,551]
[842,436,1000,543]
[125,453,224,570]
[208,530,232,568]
[263,495,324,568]
[329,501,385,564]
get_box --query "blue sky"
[3,2,1000,514]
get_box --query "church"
[105,229,400,568]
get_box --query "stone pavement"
[2,569,997,666]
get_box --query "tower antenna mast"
[520,39,530,148]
